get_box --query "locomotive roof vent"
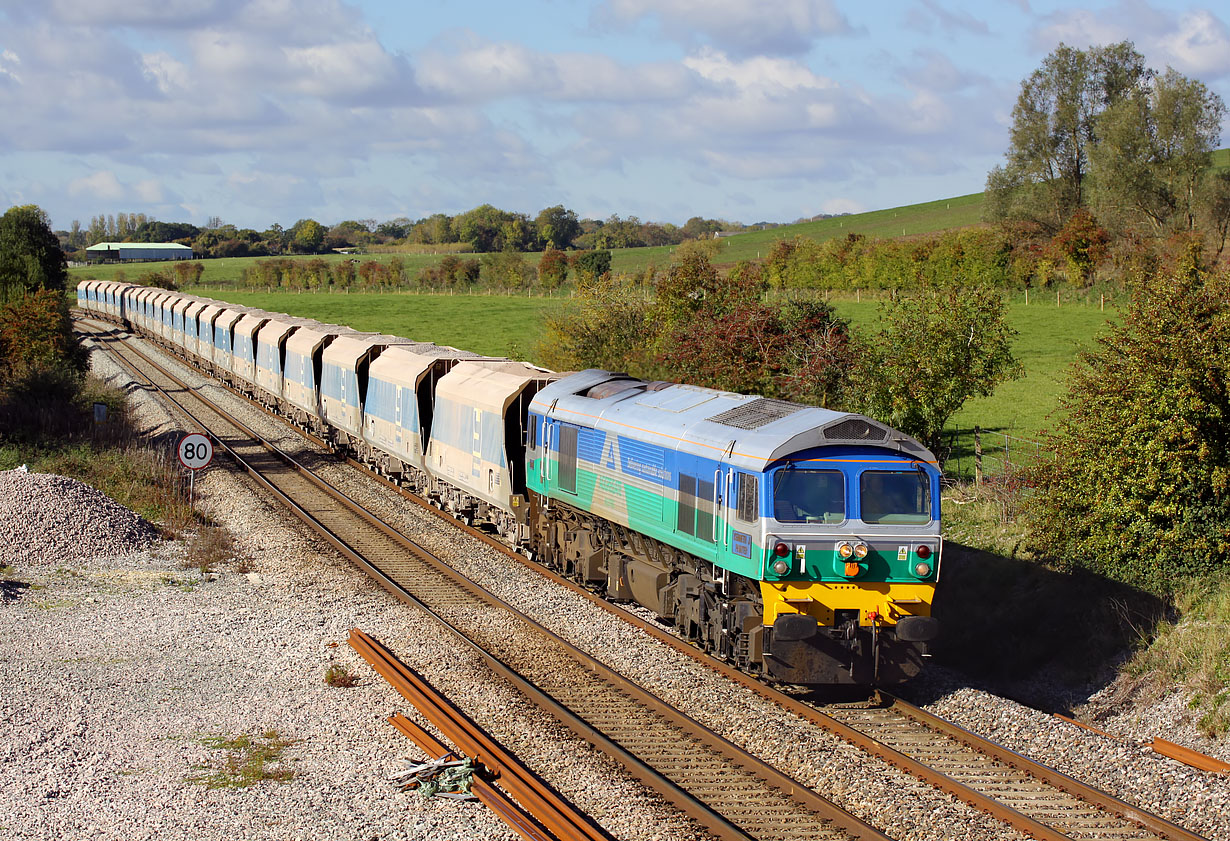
[823,417,887,442]
[585,378,643,400]
[710,398,803,430]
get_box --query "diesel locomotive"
[78,279,942,685]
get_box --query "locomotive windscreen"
[859,471,931,524]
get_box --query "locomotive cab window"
[860,470,931,525]
[773,469,845,524]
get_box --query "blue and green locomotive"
[527,370,941,685]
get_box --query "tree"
[537,273,657,375]
[1091,68,1226,233]
[1050,208,1110,284]
[1025,262,1230,594]
[291,219,325,254]
[1201,171,1230,259]
[0,205,67,304]
[661,291,855,407]
[654,250,761,334]
[480,249,532,289]
[986,42,1150,233]
[0,288,81,374]
[537,247,569,289]
[535,205,581,250]
[850,285,1020,455]
[454,204,525,252]
[571,250,611,281]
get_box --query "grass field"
[210,288,561,361]
[191,287,1118,473]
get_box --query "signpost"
[178,432,213,505]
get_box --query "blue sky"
[1,0,1228,231]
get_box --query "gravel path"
[4,329,1227,841]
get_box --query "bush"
[849,284,1020,455]
[1025,262,1230,594]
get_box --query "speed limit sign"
[178,433,214,471]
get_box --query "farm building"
[86,242,194,262]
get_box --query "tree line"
[56,204,763,262]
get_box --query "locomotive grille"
[709,398,802,430]
[823,417,887,441]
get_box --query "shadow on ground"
[914,540,1166,713]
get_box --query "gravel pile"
[0,469,160,567]
[16,330,1222,841]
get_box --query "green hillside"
[611,192,987,273]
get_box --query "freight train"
[78,279,942,685]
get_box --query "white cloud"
[142,52,191,94]
[1157,10,1230,78]
[819,197,865,215]
[1031,2,1230,80]
[415,33,692,103]
[595,0,852,56]
[0,50,22,85]
[133,179,167,203]
[68,171,126,202]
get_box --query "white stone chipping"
[0,469,160,566]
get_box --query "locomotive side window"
[677,474,716,542]
[558,425,578,493]
[773,469,845,524]
[736,473,758,523]
[860,471,930,524]
[677,474,696,534]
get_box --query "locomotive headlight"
[837,542,854,559]
[916,544,933,560]
[772,559,790,575]
[854,542,869,559]
[913,561,933,578]
[773,542,790,557]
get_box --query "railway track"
[78,318,1211,841]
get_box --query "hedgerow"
[1025,256,1230,594]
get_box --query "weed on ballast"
[182,523,240,576]
[186,731,298,789]
[1127,572,1230,738]
[324,664,359,687]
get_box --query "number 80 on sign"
[178,433,213,470]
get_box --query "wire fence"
[946,425,1052,484]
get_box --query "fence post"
[974,426,983,486]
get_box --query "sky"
[1,0,1229,233]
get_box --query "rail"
[350,628,610,841]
